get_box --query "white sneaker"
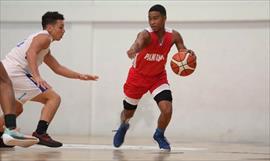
[1,128,39,148]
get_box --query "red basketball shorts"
[123,67,170,105]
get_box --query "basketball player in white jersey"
[0,11,98,148]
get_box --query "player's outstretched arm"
[127,30,150,59]
[44,52,98,81]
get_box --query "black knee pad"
[154,90,172,104]
[123,100,137,110]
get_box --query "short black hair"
[149,4,166,16]
[42,11,64,29]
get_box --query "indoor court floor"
[0,136,269,161]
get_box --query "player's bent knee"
[54,94,61,103]
[154,90,173,104]
[47,89,61,103]
[123,100,137,110]
[52,94,61,108]
[40,90,61,108]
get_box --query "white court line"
[56,144,208,151]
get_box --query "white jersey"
[1,30,52,104]
[2,30,52,73]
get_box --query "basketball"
[170,50,197,76]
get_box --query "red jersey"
[133,28,173,76]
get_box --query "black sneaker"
[32,132,62,148]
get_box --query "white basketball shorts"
[2,61,47,104]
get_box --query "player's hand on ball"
[187,49,196,56]
[78,74,99,81]
[182,49,196,59]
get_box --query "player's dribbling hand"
[78,74,99,81]
[127,48,137,59]
[186,49,196,59]
[187,49,194,53]
[182,49,196,59]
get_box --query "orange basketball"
[170,50,197,76]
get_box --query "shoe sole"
[2,134,39,148]
[153,138,171,152]
[36,141,63,148]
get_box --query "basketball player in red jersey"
[113,4,194,151]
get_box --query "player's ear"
[46,24,53,32]
[162,15,167,23]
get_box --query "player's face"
[49,20,65,41]
[148,11,166,32]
